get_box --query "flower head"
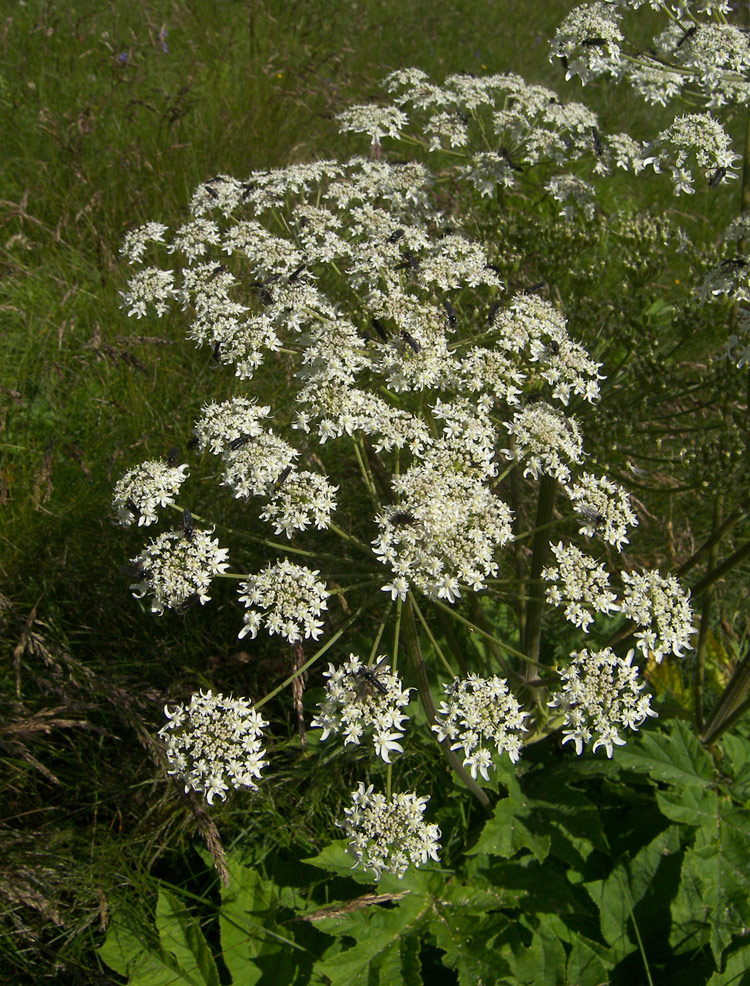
[159,690,268,803]
[113,459,189,527]
[339,783,441,880]
[311,654,412,762]
[131,528,230,614]
[238,560,328,643]
[432,674,530,778]
[549,647,657,757]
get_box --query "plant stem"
[403,596,489,808]
[522,475,556,677]
[694,494,723,735]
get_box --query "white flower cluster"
[192,397,272,454]
[310,654,412,762]
[550,2,625,86]
[113,459,189,527]
[131,528,230,614]
[336,104,409,146]
[373,462,514,603]
[643,113,740,196]
[549,647,657,758]
[542,542,619,632]
[339,782,441,880]
[120,222,168,264]
[566,472,639,550]
[432,675,530,779]
[551,2,749,117]
[159,690,268,804]
[620,569,696,662]
[503,402,585,484]
[120,267,176,318]
[259,470,338,538]
[237,560,328,643]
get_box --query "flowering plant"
[113,88,708,881]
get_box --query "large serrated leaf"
[218,857,305,985]
[155,890,220,986]
[566,935,614,986]
[467,796,550,862]
[313,891,429,986]
[616,721,713,788]
[584,825,682,962]
[671,812,750,967]
[512,924,567,986]
[656,786,719,827]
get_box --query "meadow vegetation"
[3,1,750,984]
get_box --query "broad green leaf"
[468,796,550,862]
[671,813,750,967]
[155,890,220,986]
[218,857,304,985]
[656,786,719,827]
[314,891,429,986]
[566,935,614,986]
[707,945,750,986]
[303,840,374,883]
[584,826,681,961]
[616,720,713,788]
[512,923,567,986]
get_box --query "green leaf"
[314,890,429,986]
[707,945,750,986]
[97,890,220,986]
[566,935,614,986]
[303,839,374,883]
[512,924,567,986]
[656,786,719,827]
[616,721,713,788]
[584,826,682,962]
[156,890,221,986]
[218,857,303,985]
[468,795,550,862]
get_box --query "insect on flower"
[276,464,293,486]
[390,511,416,526]
[288,263,305,283]
[212,340,222,364]
[371,317,390,342]
[126,496,141,519]
[229,433,254,451]
[591,127,603,157]
[387,228,405,244]
[182,509,195,540]
[675,25,697,50]
[442,299,457,327]
[208,264,227,281]
[581,37,607,48]
[401,330,421,353]
[167,447,180,467]
[488,301,501,326]
[353,656,390,697]
[500,148,523,173]
[709,167,726,189]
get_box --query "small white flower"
[159,690,268,803]
[238,560,328,643]
[549,648,657,758]
[339,783,441,880]
[432,674,530,776]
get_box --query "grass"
[1,0,747,982]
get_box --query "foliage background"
[3,0,750,983]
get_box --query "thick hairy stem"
[694,495,723,734]
[508,449,527,643]
[402,596,490,808]
[522,475,556,677]
[700,650,750,748]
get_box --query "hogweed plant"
[114,123,708,883]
